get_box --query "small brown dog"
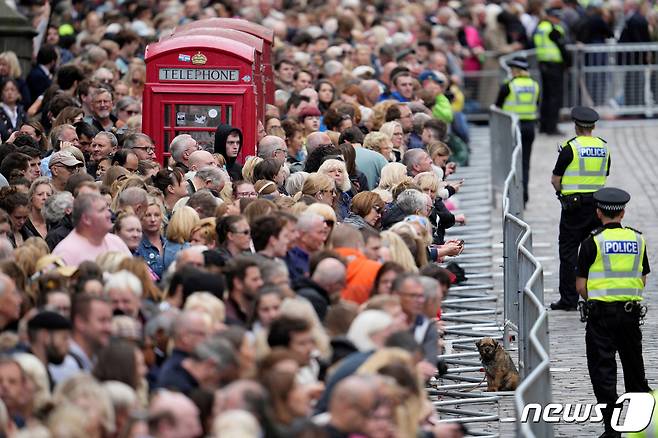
[475,337,520,392]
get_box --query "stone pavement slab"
[520,120,658,437]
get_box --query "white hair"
[104,270,143,298]
[396,189,426,215]
[285,171,309,195]
[102,381,137,412]
[346,310,393,351]
[212,410,261,438]
[170,134,195,162]
[296,212,324,232]
[318,159,351,192]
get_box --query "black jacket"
[293,277,331,321]
[45,214,73,251]
[214,124,243,181]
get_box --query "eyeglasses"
[132,79,144,85]
[133,146,155,153]
[372,205,383,213]
[274,148,287,155]
[315,189,336,199]
[400,292,425,300]
[236,191,258,198]
[122,109,139,115]
[324,219,335,227]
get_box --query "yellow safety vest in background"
[587,227,645,302]
[534,21,564,63]
[502,76,540,121]
[560,136,609,195]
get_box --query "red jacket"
[334,247,382,305]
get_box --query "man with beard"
[223,256,264,327]
[26,311,71,390]
[86,88,117,132]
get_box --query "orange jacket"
[334,247,382,305]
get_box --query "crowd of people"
[2,0,648,436]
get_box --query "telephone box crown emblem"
[191,52,207,65]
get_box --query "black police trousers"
[539,62,564,133]
[520,120,535,204]
[586,305,651,432]
[558,198,600,306]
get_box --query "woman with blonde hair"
[25,177,53,239]
[184,292,226,332]
[0,51,30,106]
[96,251,131,273]
[166,205,200,243]
[363,131,394,162]
[317,159,352,219]
[189,217,217,249]
[380,230,418,272]
[379,121,405,159]
[14,353,51,411]
[299,173,336,208]
[52,106,84,128]
[241,156,263,183]
[377,162,412,194]
[53,374,116,437]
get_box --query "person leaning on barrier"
[575,188,651,438]
[495,56,539,205]
[550,106,610,311]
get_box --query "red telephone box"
[143,34,257,164]
[176,18,274,104]
[165,27,267,122]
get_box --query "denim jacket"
[135,236,189,279]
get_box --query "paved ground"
[517,120,658,437]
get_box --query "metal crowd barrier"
[430,128,507,438]
[496,42,658,118]
[494,109,554,438]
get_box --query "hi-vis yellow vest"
[533,21,564,63]
[587,227,645,302]
[502,77,539,121]
[560,136,609,195]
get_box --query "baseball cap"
[418,70,446,84]
[49,150,83,169]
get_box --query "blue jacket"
[135,236,189,279]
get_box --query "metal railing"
[497,42,658,118]
[491,107,553,437]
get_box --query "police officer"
[576,188,651,438]
[551,106,610,310]
[533,8,568,135]
[495,56,540,204]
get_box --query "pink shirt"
[52,229,131,267]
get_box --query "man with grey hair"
[402,148,433,177]
[188,150,217,172]
[122,133,156,160]
[392,273,440,362]
[295,257,346,320]
[44,191,75,250]
[359,79,382,105]
[157,336,237,392]
[286,212,328,282]
[90,131,118,164]
[395,189,427,215]
[0,239,12,262]
[117,187,148,218]
[188,166,227,196]
[257,135,287,165]
[87,88,116,132]
[148,390,202,438]
[306,131,332,157]
[324,60,344,84]
[42,124,80,177]
[52,193,130,266]
[169,134,199,173]
[105,270,143,319]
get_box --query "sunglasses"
[324,219,335,227]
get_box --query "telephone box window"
[174,104,222,127]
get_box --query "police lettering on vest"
[604,241,639,255]
[579,147,607,158]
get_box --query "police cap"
[546,7,563,18]
[507,56,529,70]
[593,187,630,212]
[27,311,71,331]
[571,106,599,128]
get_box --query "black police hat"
[507,56,529,70]
[571,106,599,128]
[28,311,71,331]
[593,187,630,212]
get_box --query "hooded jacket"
[214,124,243,181]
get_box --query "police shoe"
[549,300,577,311]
